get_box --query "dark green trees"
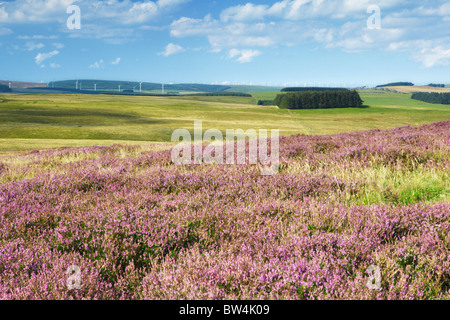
[376,82,414,87]
[281,87,348,92]
[411,92,450,104]
[0,85,12,93]
[275,90,363,109]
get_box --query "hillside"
[50,80,232,94]
[0,91,449,150]
[0,80,47,89]
[377,86,450,94]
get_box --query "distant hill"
[0,85,12,93]
[377,86,450,94]
[50,80,232,93]
[376,82,414,88]
[225,85,282,93]
[0,80,47,89]
[281,87,349,92]
[1,79,285,95]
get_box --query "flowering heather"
[0,121,449,300]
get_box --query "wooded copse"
[274,90,363,109]
[0,85,12,93]
[281,87,348,92]
[257,100,276,106]
[411,92,450,104]
[376,82,414,87]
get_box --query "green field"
[0,90,449,150]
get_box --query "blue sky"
[0,0,449,87]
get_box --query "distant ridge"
[0,79,283,95]
[281,87,348,92]
[0,80,47,89]
[48,80,282,94]
[49,80,232,94]
[376,82,414,88]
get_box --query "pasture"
[0,91,449,150]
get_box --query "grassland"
[376,86,450,94]
[0,90,449,150]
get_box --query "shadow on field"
[0,107,169,125]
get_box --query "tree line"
[0,85,11,93]
[257,100,275,106]
[411,92,450,104]
[428,84,446,88]
[186,92,252,97]
[281,87,348,92]
[274,90,363,109]
[376,82,414,88]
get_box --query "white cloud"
[0,0,188,25]
[159,43,185,56]
[170,1,450,67]
[25,41,45,51]
[413,46,450,68]
[34,50,59,65]
[228,48,261,63]
[157,0,190,8]
[0,0,75,23]
[18,35,58,40]
[219,0,405,22]
[220,3,270,23]
[0,27,12,35]
[0,0,188,28]
[112,57,121,65]
[65,24,136,44]
[89,59,104,69]
[53,42,65,49]
[49,63,61,68]
[387,39,450,68]
[0,7,8,21]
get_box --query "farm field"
[376,86,450,94]
[0,120,448,299]
[0,90,449,150]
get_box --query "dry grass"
[377,86,450,94]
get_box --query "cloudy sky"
[0,0,449,86]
